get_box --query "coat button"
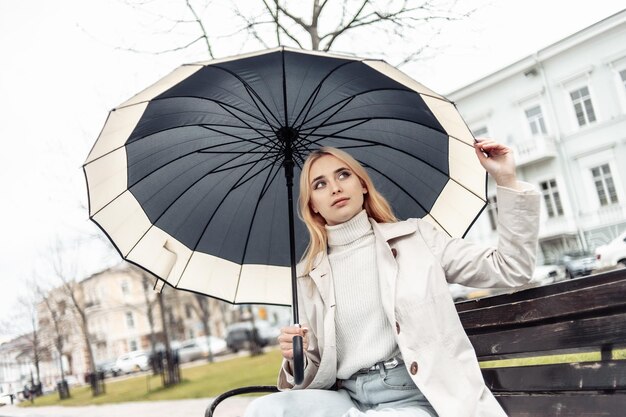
[391,248,398,258]
[410,361,418,375]
[395,322,400,334]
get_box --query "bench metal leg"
[206,386,279,417]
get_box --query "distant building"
[450,10,626,263]
[78,263,229,363]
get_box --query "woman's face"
[308,154,367,226]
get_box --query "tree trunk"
[157,292,179,386]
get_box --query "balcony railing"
[579,203,626,231]
[539,215,577,239]
[512,135,557,167]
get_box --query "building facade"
[450,10,626,263]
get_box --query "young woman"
[245,138,540,417]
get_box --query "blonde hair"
[298,147,397,273]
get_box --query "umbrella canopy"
[84,46,486,307]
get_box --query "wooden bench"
[207,270,626,416]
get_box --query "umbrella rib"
[175,155,280,289]
[232,159,283,302]
[299,115,470,148]
[211,101,279,145]
[84,109,270,168]
[298,87,448,132]
[291,60,362,129]
[200,122,274,133]
[91,140,272,221]
[212,65,283,127]
[297,97,358,144]
[231,158,276,191]
[120,150,264,261]
[197,125,272,150]
[360,162,451,236]
[297,118,370,148]
[307,133,450,182]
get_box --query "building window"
[569,86,596,127]
[472,126,489,137]
[486,195,497,231]
[525,105,547,135]
[126,312,135,328]
[121,280,130,295]
[591,164,619,206]
[539,179,564,217]
[129,340,138,351]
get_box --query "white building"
[450,10,626,264]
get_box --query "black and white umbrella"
[84,45,485,318]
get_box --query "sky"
[0,0,624,340]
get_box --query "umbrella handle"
[292,335,304,385]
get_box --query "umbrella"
[84,46,486,383]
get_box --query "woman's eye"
[314,181,326,190]
[338,170,351,179]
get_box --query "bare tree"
[191,294,215,362]
[121,265,160,355]
[37,287,69,395]
[117,0,478,67]
[49,243,103,396]
[0,292,44,396]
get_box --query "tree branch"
[185,0,215,59]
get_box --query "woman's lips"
[332,197,349,207]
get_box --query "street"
[0,396,254,417]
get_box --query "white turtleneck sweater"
[325,210,399,379]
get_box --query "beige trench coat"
[278,185,540,417]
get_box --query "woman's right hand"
[278,326,309,360]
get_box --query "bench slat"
[459,278,626,330]
[481,360,626,391]
[469,312,626,359]
[495,393,626,417]
[456,270,626,312]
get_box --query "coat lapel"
[371,219,418,326]
[308,254,335,308]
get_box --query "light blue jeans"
[244,364,438,417]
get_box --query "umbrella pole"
[283,147,305,385]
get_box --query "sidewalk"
[0,397,254,417]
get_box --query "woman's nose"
[330,181,342,194]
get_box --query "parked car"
[447,264,565,302]
[560,251,597,278]
[114,350,150,374]
[96,359,120,378]
[176,336,228,362]
[531,263,566,286]
[225,320,280,353]
[595,231,626,270]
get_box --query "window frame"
[569,85,597,127]
[591,163,619,207]
[125,311,135,329]
[524,103,548,137]
[539,178,564,218]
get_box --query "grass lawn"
[22,349,283,407]
[480,348,626,368]
[22,347,626,407]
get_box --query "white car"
[531,264,566,286]
[176,336,228,363]
[114,350,150,373]
[595,231,626,270]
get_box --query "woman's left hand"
[474,138,519,189]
